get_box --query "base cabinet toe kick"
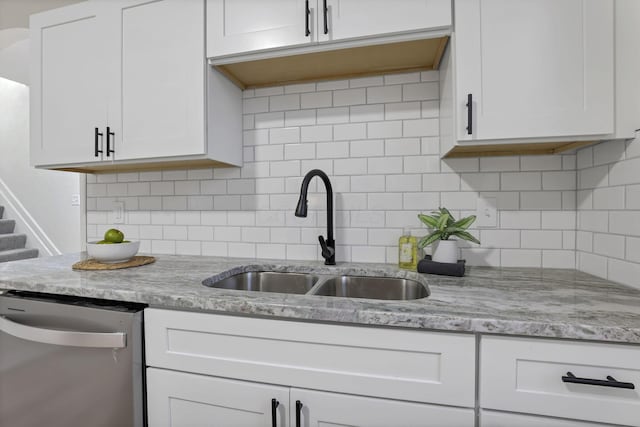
[143,309,640,426]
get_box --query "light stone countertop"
[1,253,640,344]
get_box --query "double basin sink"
[203,271,429,301]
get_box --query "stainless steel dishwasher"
[0,290,146,427]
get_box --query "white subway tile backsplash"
[460,173,499,191]
[501,172,541,191]
[593,233,625,259]
[89,71,634,270]
[386,175,421,192]
[542,171,576,190]
[402,82,438,101]
[243,97,269,114]
[403,118,438,137]
[593,140,625,166]
[301,91,332,109]
[501,249,541,267]
[351,175,385,192]
[270,94,300,111]
[422,173,460,192]
[480,156,520,172]
[334,123,366,141]
[500,211,540,230]
[367,85,401,104]
[333,88,366,106]
[542,250,575,269]
[521,230,563,249]
[317,107,350,124]
[520,192,562,210]
[284,82,316,94]
[368,120,402,138]
[521,155,563,171]
[385,102,421,120]
[368,157,403,174]
[368,193,403,210]
[350,104,384,123]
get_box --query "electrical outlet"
[71,194,80,206]
[476,197,497,228]
[113,201,125,224]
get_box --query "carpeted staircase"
[0,205,38,263]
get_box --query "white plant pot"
[432,240,458,264]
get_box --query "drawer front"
[481,410,619,427]
[145,308,476,407]
[481,336,640,427]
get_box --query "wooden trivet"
[72,256,156,271]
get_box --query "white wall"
[0,76,81,254]
[576,134,640,289]
[86,71,578,267]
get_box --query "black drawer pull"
[94,127,103,157]
[271,398,279,427]
[466,93,472,135]
[562,371,635,389]
[295,400,303,427]
[106,126,115,157]
[323,0,328,34]
[305,0,310,37]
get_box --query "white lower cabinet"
[291,388,474,427]
[147,368,289,427]
[147,368,474,427]
[145,308,477,426]
[480,336,640,427]
[481,410,619,427]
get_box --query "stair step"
[0,219,16,234]
[0,233,27,251]
[0,248,39,263]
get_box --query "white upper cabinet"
[109,0,206,161]
[207,0,313,57]
[30,2,109,166]
[440,0,622,157]
[207,0,451,59]
[455,0,613,142]
[30,0,241,172]
[319,0,451,43]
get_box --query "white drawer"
[145,308,476,407]
[480,336,640,427]
[481,410,619,427]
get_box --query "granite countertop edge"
[1,253,640,345]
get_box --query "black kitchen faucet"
[295,169,335,265]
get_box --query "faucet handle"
[318,235,335,260]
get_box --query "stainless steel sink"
[311,275,429,300]
[205,271,319,294]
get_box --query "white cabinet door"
[147,368,290,427]
[109,0,206,161]
[207,0,314,58]
[455,0,614,141]
[30,2,108,166]
[319,0,451,43]
[291,388,475,427]
[481,410,619,427]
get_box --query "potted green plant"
[418,207,480,264]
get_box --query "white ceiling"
[0,0,85,30]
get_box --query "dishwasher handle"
[0,315,126,349]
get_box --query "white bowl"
[86,241,140,264]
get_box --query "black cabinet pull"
[323,0,328,34]
[271,398,279,427]
[106,126,115,157]
[562,371,635,389]
[295,400,303,427]
[94,127,103,157]
[305,0,310,36]
[466,93,472,135]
